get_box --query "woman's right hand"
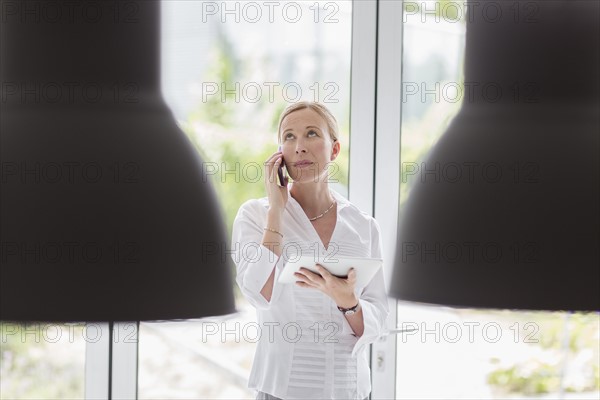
[264,150,289,213]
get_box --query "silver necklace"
[309,200,336,221]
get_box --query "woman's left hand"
[294,265,358,308]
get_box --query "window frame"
[349,0,403,398]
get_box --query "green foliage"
[488,363,560,395]
[486,312,600,395]
[270,102,287,134]
[400,96,463,207]
[191,34,238,128]
[214,141,271,236]
[0,322,85,398]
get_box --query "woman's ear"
[330,140,341,161]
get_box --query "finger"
[294,271,314,284]
[264,153,283,172]
[348,268,357,282]
[315,264,332,281]
[297,267,313,279]
[269,150,283,159]
[266,156,282,184]
[294,273,315,285]
[294,271,306,280]
[299,267,323,283]
[272,156,282,177]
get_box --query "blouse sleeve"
[230,200,285,310]
[341,217,390,357]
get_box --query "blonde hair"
[277,101,339,144]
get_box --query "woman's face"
[280,108,340,184]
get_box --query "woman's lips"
[294,162,313,168]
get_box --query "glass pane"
[0,322,86,399]
[396,3,600,399]
[138,1,352,398]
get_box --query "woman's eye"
[284,133,294,140]
[308,130,318,136]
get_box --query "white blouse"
[231,187,390,400]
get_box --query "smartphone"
[277,145,287,186]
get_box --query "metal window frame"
[350,0,403,398]
[85,322,138,399]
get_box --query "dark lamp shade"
[390,0,600,311]
[0,1,236,322]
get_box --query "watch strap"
[337,302,359,314]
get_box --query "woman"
[231,101,389,400]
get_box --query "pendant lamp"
[391,0,599,311]
[0,1,236,321]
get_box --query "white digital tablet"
[278,255,383,287]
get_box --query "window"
[394,3,599,399]
[138,2,353,398]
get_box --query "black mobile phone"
[277,145,287,186]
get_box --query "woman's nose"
[295,138,307,153]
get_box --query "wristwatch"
[337,302,360,316]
